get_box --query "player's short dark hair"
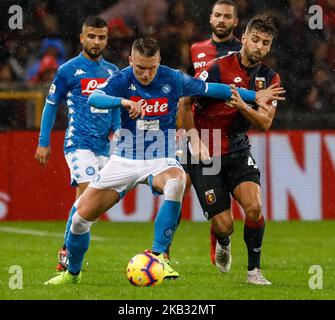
[82,16,108,29]
[213,0,238,17]
[245,15,278,38]
[132,38,160,57]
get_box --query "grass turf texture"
[0,221,334,300]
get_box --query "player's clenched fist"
[121,99,143,120]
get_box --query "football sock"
[165,204,183,256]
[63,204,77,248]
[211,224,231,246]
[244,216,265,271]
[66,230,90,275]
[66,210,93,275]
[217,235,231,247]
[152,200,181,254]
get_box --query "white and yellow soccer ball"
[126,252,165,287]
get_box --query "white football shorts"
[89,155,184,197]
[65,149,109,186]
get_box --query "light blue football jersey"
[97,65,206,159]
[45,52,120,156]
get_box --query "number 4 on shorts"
[248,156,258,169]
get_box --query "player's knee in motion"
[244,202,262,222]
[164,177,186,203]
[184,174,192,195]
[212,215,234,238]
[70,212,94,235]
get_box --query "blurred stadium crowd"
[0,0,334,130]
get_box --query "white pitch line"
[0,226,106,241]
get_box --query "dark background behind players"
[0,0,334,130]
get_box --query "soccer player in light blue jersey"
[35,16,120,272]
[44,38,284,285]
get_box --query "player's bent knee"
[185,174,192,193]
[164,178,186,203]
[70,212,94,235]
[214,220,234,237]
[245,203,262,222]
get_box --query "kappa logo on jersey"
[129,84,137,91]
[131,96,169,116]
[74,69,86,76]
[81,78,106,95]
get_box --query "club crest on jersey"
[255,77,266,90]
[131,96,169,116]
[81,78,106,95]
[205,189,216,205]
[162,84,171,94]
[49,83,56,95]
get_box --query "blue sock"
[63,205,77,246]
[66,230,90,274]
[153,200,181,254]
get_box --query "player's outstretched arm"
[35,102,57,167]
[204,82,256,101]
[203,82,285,103]
[89,91,142,120]
[88,91,123,109]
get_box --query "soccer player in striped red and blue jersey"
[183,15,284,285]
[191,0,241,73]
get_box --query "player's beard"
[211,24,234,40]
[84,46,103,59]
[245,48,264,65]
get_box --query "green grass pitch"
[0,220,334,300]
